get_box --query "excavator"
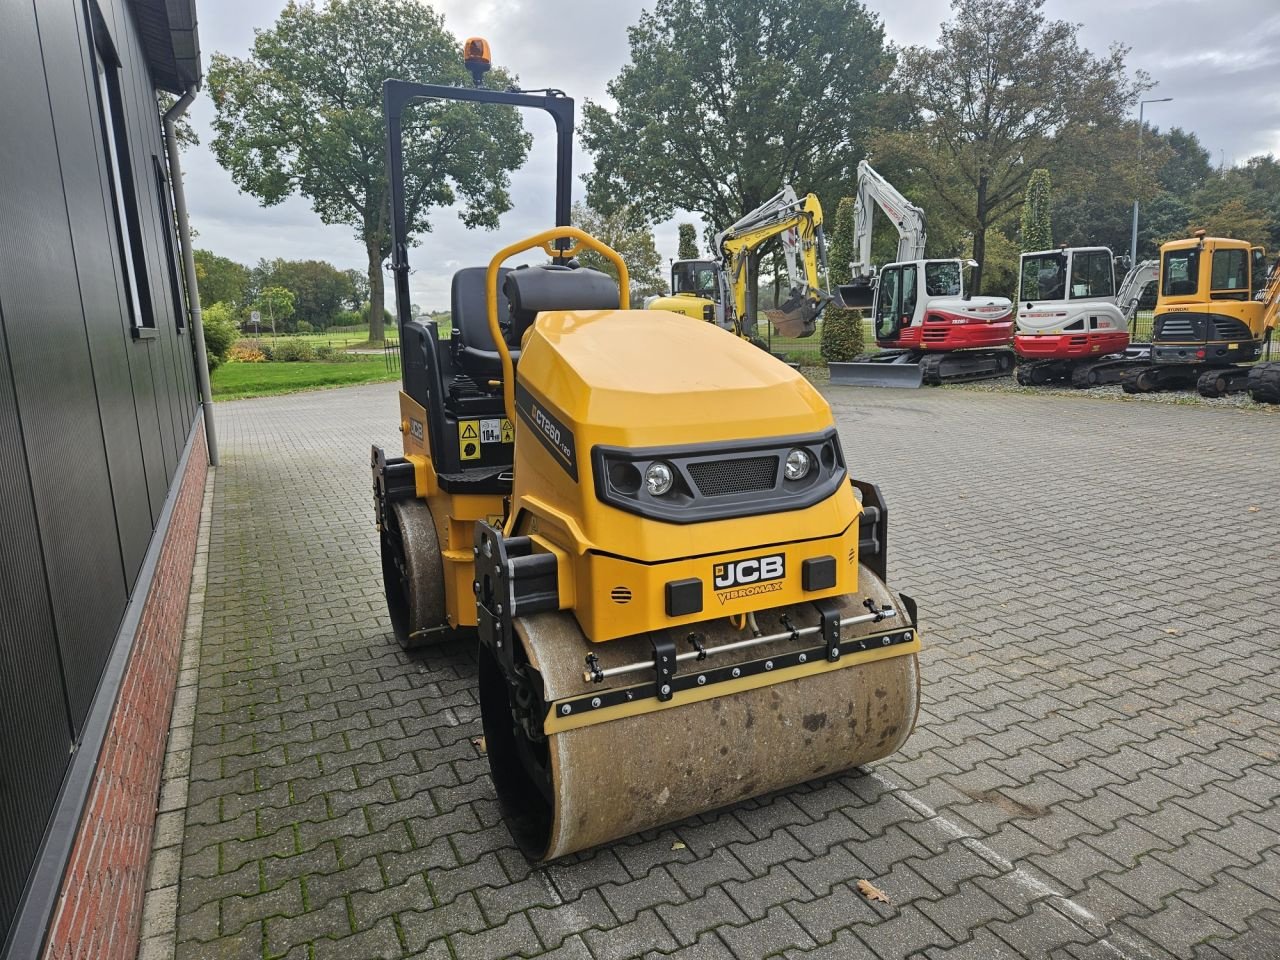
[371,40,921,862]
[831,161,1015,388]
[1120,232,1278,397]
[646,186,838,343]
[1013,247,1157,387]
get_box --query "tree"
[207,0,531,340]
[677,223,700,260]
[1020,170,1053,251]
[1157,128,1214,198]
[193,250,252,309]
[570,202,666,299]
[827,197,856,286]
[581,0,897,234]
[252,286,295,334]
[874,0,1147,292]
[1187,197,1271,245]
[253,258,355,329]
[344,269,370,311]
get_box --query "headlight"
[645,461,675,496]
[784,448,811,481]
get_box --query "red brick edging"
[40,422,209,960]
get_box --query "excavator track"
[1247,362,1280,403]
[1121,364,1211,394]
[1196,367,1252,398]
[920,349,1014,386]
[1015,360,1070,386]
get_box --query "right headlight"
[645,461,675,496]
[784,448,811,481]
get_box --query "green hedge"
[820,307,865,362]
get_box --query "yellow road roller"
[372,51,921,862]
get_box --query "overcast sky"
[183,0,1280,311]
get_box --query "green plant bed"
[211,358,399,400]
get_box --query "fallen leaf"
[1163,628,1181,636]
[856,879,889,904]
[671,841,687,850]
[1248,506,1260,513]
[471,735,487,754]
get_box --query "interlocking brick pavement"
[159,382,1280,959]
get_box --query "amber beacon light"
[463,37,491,86]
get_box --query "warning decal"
[500,419,514,443]
[459,420,481,461]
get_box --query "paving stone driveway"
[171,383,1280,960]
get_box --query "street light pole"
[1130,97,1174,265]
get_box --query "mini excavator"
[1013,247,1157,387]
[371,41,921,861]
[831,161,1014,387]
[1120,232,1279,397]
[646,186,838,343]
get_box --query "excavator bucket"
[838,281,876,310]
[768,298,819,338]
[828,355,924,388]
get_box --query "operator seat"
[451,265,515,386]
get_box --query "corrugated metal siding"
[0,0,202,945]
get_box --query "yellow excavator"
[372,42,920,861]
[1120,232,1279,397]
[647,187,839,343]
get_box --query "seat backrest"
[503,264,621,341]
[451,266,514,384]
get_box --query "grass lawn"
[212,358,399,400]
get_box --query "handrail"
[485,226,630,423]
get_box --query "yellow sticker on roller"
[459,420,481,461]
[501,418,514,443]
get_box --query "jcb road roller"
[371,50,921,862]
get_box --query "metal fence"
[384,338,400,374]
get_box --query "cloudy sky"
[183,0,1280,311]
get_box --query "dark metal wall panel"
[0,0,128,728]
[0,305,74,960]
[43,0,154,586]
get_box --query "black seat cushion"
[503,264,621,342]
[451,266,515,384]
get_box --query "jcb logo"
[714,553,785,590]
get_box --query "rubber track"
[1248,362,1280,403]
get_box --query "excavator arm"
[843,160,927,308]
[716,187,836,340]
[1116,259,1158,324]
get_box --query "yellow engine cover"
[508,307,864,642]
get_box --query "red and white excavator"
[1013,247,1157,387]
[831,161,1015,387]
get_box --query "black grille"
[1155,315,1199,341]
[686,456,778,496]
[1213,316,1253,340]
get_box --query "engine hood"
[516,308,833,447]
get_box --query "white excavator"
[831,161,1015,387]
[1013,248,1158,387]
[647,186,839,344]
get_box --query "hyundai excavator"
[647,186,838,343]
[1120,232,1278,397]
[1014,247,1157,387]
[371,40,920,863]
[831,161,1014,387]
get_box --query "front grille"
[922,327,950,342]
[686,456,778,496]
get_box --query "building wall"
[0,0,202,952]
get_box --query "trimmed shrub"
[202,302,239,371]
[273,338,315,362]
[819,307,865,363]
[332,309,363,327]
[296,319,314,334]
[314,344,335,360]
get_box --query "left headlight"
[645,461,675,496]
[784,448,811,481]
